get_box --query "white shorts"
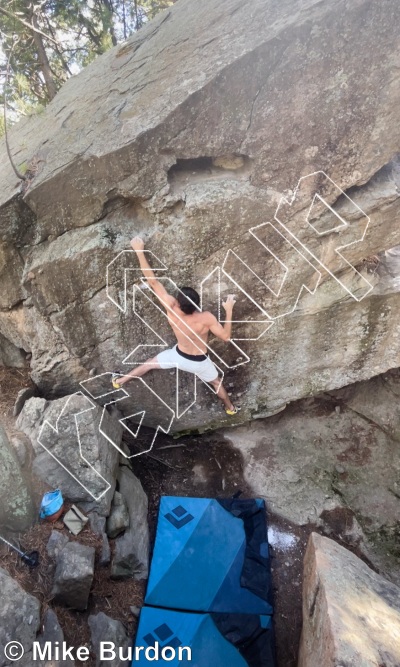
[156,345,219,383]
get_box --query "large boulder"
[332,367,400,443]
[223,369,400,575]
[1,0,400,433]
[0,567,41,667]
[16,394,122,515]
[111,466,149,580]
[0,423,36,532]
[298,533,400,667]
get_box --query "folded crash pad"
[145,496,273,614]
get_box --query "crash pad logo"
[38,171,373,500]
[143,623,182,650]
[164,505,195,529]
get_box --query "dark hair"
[177,287,200,315]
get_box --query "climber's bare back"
[164,297,214,355]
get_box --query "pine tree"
[0,0,177,134]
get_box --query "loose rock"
[13,387,38,418]
[36,609,75,666]
[88,612,130,667]
[89,512,110,566]
[10,433,31,467]
[106,491,130,539]
[52,542,95,611]
[46,530,69,560]
[129,606,141,618]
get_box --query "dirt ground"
[0,368,334,666]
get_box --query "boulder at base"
[0,567,41,667]
[0,423,36,532]
[16,394,121,516]
[298,533,400,667]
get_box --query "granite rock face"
[224,368,400,581]
[0,0,400,433]
[332,367,400,443]
[298,533,400,667]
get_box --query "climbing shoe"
[225,405,241,416]
[111,372,122,389]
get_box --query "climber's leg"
[112,357,161,388]
[209,376,241,414]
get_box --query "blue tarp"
[145,496,273,614]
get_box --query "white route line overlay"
[43,170,374,484]
[37,392,111,502]
[106,250,168,313]
[274,171,373,301]
[200,266,274,341]
[80,373,175,462]
[221,221,323,322]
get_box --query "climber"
[111,236,241,415]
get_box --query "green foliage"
[17,160,28,175]
[0,0,178,118]
[142,0,175,20]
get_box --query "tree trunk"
[31,12,57,101]
[102,0,118,46]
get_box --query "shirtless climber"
[111,236,241,415]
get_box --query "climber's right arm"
[131,237,176,309]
